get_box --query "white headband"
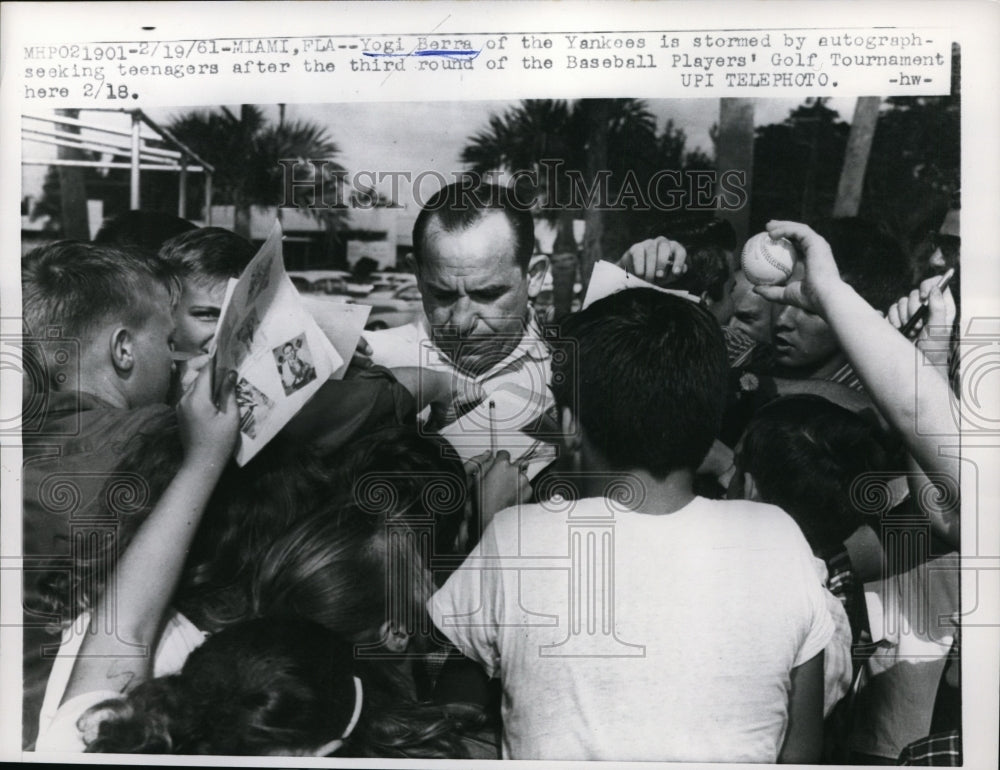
[341,676,364,739]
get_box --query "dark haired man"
[367,181,553,432]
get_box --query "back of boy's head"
[812,217,910,311]
[552,288,728,477]
[740,395,889,555]
[22,240,177,343]
[159,227,256,286]
[93,210,197,260]
[84,618,358,755]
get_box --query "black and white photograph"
[235,375,275,439]
[2,1,998,767]
[272,333,317,395]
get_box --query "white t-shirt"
[35,610,206,752]
[429,495,835,761]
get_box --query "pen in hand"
[898,268,955,338]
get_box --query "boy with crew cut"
[429,288,834,762]
[21,241,181,747]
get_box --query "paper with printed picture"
[583,260,701,309]
[212,222,343,465]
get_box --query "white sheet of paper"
[211,222,344,465]
[301,295,371,380]
[583,260,700,309]
[438,386,559,480]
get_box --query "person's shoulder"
[488,498,583,537]
[700,497,806,538]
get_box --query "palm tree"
[168,105,348,239]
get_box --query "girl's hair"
[84,618,358,755]
[252,505,435,650]
[84,617,478,758]
[324,425,468,561]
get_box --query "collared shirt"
[367,313,558,475]
[367,312,555,430]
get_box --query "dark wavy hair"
[84,618,359,755]
[323,426,468,562]
[84,617,479,758]
[252,504,436,654]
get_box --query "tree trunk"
[233,197,252,239]
[232,105,254,239]
[55,109,90,239]
[716,99,755,253]
[550,211,578,321]
[579,99,611,290]
[833,96,882,218]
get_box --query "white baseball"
[740,232,797,286]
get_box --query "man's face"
[772,303,840,375]
[129,286,176,406]
[416,212,530,375]
[726,271,775,344]
[172,276,228,355]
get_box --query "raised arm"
[756,221,960,544]
[61,366,239,704]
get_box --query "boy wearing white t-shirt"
[429,288,834,761]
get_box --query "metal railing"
[22,108,215,223]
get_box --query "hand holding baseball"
[741,232,797,286]
[753,221,844,315]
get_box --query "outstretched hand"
[617,236,688,283]
[752,221,844,316]
[178,364,240,467]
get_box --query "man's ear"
[109,327,135,374]
[403,251,417,275]
[379,620,410,653]
[744,472,760,502]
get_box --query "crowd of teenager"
[20,182,962,763]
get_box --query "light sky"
[22,97,858,210]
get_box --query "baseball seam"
[746,238,793,278]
